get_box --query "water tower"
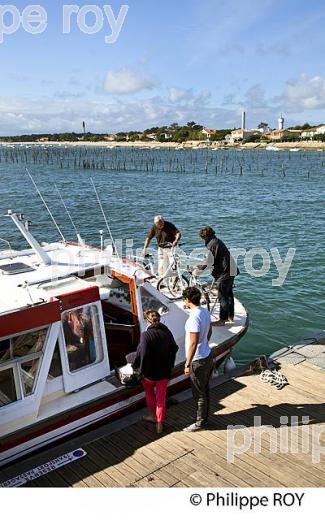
[278,115,284,130]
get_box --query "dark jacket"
[147,221,180,247]
[201,236,238,282]
[128,323,179,381]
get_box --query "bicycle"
[187,273,219,314]
[130,245,189,299]
[156,243,189,298]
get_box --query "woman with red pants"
[131,310,178,433]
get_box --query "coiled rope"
[260,369,289,390]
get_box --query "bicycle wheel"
[157,275,189,298]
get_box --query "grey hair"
[154,215,163,223]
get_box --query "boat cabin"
[0,213,188,446]
[0,267,186,419]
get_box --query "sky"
[0,0,325,134]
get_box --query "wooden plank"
[84,443,138,487]
[172,385,324,487]
[105,434,173,487]
[170,407,283,487]
[172,435,254,486]
[95,438,146,480]
[207,400,324,486]
[19,360,325,488]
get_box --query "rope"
[260,369,289,390]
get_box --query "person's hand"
[184,367,190,376]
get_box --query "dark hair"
[182,286,201,306]
[144,309,161,326]
[199,226,216,241]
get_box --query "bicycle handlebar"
[160,242,184,249]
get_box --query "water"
[0,144,324,364]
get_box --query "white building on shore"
[225,128,258,143]
[301,125,325,139]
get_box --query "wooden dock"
[1,342,325,488]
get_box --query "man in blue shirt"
[182,286,214,432]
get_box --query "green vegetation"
[242,134,261,143]
[287,123,312,130]
[0,132,106,143]
[209,129,232,141]
[1,120,324,144]
[279,134,301,142]
[0,123,205,143]
[312,133,325,141]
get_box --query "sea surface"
[0,144,324,365]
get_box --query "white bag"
[115,363,141,386]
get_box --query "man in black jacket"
[195,226,238,326]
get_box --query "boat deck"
[1,339,325,487]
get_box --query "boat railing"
[0,238,14,260]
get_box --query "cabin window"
[0,328,47,363]
[140,287,169,316]
[20,358,41,396]
[86,274,132,312]
[48,342,62,379]
[0,368,17,407]
[0,328,48,403]
[62,305,103,373]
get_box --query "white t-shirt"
[185,306,211,362]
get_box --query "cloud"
[220,43,245,56]
[276,73,325,109]
[222,83,268,110]
[256,42,290,57]
[2,72,325,135]
[221,74,325,127]
[8,73,30,82]
[244,84,268,109]
[168,87,191,103]
[54,91,85,99]
[104,68,158,95]
[0,94,235,135]
[168,87,211,105]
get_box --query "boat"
[265,145,280,151]
[0,210,248,467]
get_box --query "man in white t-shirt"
[182,286,214,432]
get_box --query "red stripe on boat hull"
[0,301,61,337]
[57,286,100,311]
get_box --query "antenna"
[90,177,119,257]
[25,167,66,242]
[55,184,84,245]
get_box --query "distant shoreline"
[0,140,325,151]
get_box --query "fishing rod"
[54,184,84,245]
[90,177,119,257]
[25,167,66,242]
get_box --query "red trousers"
[143,378,169,424]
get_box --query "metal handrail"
[0,238,14,260]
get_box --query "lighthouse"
[278,115,284,130]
